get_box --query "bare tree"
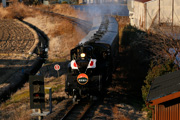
[129,23,180,68]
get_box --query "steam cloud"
[72,2,129,17]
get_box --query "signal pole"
[159,0,160,26]
[2,0,6,8]
[172,0,174,31]
[38,109,43,120]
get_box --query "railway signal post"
[29,75,52,120]
[29,75,45,120]
[29,75,45,109]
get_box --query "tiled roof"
[147,70,180,102]
[135,0,152,3]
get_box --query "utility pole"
[159,0,160,26]
[172,0,174,31]
[2,0,6,8]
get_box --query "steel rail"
[61,100,93,120]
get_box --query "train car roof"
[95,32,118,45]
[108,17,118,32]
[108,17,118,23]
[107,23,118,33]
[79,16,118,46]
[79,17,102,45]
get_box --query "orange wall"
[155,103,180,120]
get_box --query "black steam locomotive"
[65,16,119,99]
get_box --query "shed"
[127,0,180,30]
[147,70,180,120]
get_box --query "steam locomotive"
[65,16,119,99]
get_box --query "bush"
[61,1,68,4]
[142,60,178,102]
[0,3,35,20]
[121,25,145,46]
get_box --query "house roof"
[135,0,152,3]
[147,70,180,103]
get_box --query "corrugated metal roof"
[135,0,152,3]
[147,70,180,102]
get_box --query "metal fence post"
[45,87,52,113]
[49,88,52,113]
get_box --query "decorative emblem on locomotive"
[77,73,88,85]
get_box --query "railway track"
[61,99,93,120]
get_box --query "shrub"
[0,3,36,20]
[61,1,68,4]
[121,25,145,46]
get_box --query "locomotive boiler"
[65,16,119,99]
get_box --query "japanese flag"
[71,60,78,69]
[87,59,97,68]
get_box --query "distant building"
[79,0,126,4]
[147,70,180,120]
[128,0,180,30]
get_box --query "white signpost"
[2,0,6,8]
[54,64,60,77]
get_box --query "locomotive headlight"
[80,53,86,58]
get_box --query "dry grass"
[0,7,9,18]
[0,3,37,20]
[0,75,66,120]
[112,103,148,120]
[0,3,87,60]
[24,14,86,60]
[112,106,131,120]
[49,20,76,37]
[52,4,78,17]
[0,3,84,20]
[115,16,130,44]
[52,4,89,20]
[49,20,86,59]
[37,4,90,21]
[0,4,87,119]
